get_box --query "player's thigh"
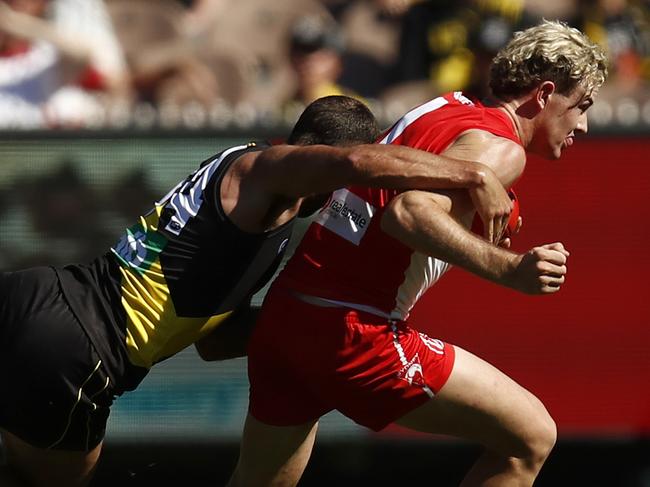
[0,267,114,448]
[395,346,556,458]
[231,413,319,487]
[1,429,102,487]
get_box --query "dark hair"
[287,96,380,146]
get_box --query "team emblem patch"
[111,222,168,274]
[419,333,445,355]
[396,353,426,387]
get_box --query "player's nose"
[575,112,588,134]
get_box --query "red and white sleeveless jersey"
[278,92,522,320]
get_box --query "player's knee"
[520,403,557,468]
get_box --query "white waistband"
[291,291,394,320]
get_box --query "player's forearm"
[195,306,260,361]
[346,144,489,191]
[267,144,490,198]
[381,191,519,286]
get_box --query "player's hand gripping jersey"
[278,92,522,319]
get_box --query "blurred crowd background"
[1,0,649,131]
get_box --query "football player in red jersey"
[227,21,607,487]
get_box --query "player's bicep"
[381,189,473,252]
[251,146,303,196]
[254,145,347,198]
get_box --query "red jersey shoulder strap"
[379,92,521,152]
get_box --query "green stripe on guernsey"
[112,218,168,275]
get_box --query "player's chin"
[550,144,564,160]
[541,149,562,160]
[538,142,563,160]
[555,137,575,159]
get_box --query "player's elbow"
[381,191,429,239]
[381,190,453,249]
[381,195,407,237]
[345,145,395,184]
[194,339,247,362]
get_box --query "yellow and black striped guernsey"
[55,143,294,391]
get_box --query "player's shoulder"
[193,141,269,179]
[456,129,525,163]
[233,140,271,159]
[227,140,274,170]
[451,129,525,186]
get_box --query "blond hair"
[489,20,608,100]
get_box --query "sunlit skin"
[501,81,594,159]
[497,82,596,161]
[530,86,594,159]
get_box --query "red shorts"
[248,285,455,431]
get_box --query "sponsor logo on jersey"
[314,188,375,245]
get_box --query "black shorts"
[0,267,115,451]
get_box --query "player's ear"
[536,81,556,110]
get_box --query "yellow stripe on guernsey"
[113,206,231,368]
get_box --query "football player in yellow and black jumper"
[0,95,515,487]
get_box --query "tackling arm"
[195,304,260,361]
[256,144,492,194]
[255,143,513,242]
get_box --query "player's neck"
[495,99,533,148]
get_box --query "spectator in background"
[106,0,241,112]
[321,0,420,99]
[50,0,130,96]
[197,0,333,113]
[577,0,650,99]
[0,0,130,128]
[179,0,229,38]
[393,0,533,99]
[284,15,360,111]
[524,0,579,20]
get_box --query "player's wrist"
[467,161,491,188]
[488,247,521,287]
